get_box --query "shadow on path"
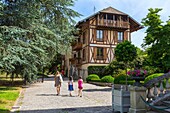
[19,106,112,113]
[36,94,57,96]
[83,88,111,92]
[36,94,77,98]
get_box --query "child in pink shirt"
[78,76,83,97]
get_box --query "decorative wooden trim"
[94,47,97,61]
[90,47,93,62]
[103,48,107,61]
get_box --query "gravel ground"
[12,77,112,113]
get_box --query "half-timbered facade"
[69,7,143,79]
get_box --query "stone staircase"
[144,72,170,113]
[152,94,170,113]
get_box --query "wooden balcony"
[72,42,82,51]
[97,19,129,28]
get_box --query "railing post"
[165,78,170,94]
[147,88,152,102]
[159,80,164,97]
[153,84,158,100]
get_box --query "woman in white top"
[54,71,63,95]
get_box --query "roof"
[100,6,127,15]
[76,6,143,32]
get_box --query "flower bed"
[127,69,147,77]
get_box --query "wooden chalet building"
[68,7,143,79]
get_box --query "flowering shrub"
[127,69,147,77]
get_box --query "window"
[108,14,113,20]
[97,47,104,59]
[96,30,103,41]
[83,31,86,44]
[118,32,124,43]
[104,14,113,20]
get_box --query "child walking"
[78,76,83,97]
[68,76,74,96]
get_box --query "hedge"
[101,75,114,83]
[86,74,100,82]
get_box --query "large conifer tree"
[0,0,80,84]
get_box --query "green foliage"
[142,66,159,75]
[90,79,101,82]
[114,71,131,84]
[144,73,169,88]
[142,8,170,72]
[132,48,147,69]
[144,73,164,83]
[101,75,114,83]
[115,40,137,63]
[0,0,80,84]
[86,74,100,82]
[0,86,20,111]
[105,60,126,76]
[88,66,108,78]
[119,80,134,85]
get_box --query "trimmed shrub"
[114,73,131,84]
[101,75,114,83]
[144,73,168,88]
[90,78,101,82]
[86,74,100,82]
[144,73,164,84]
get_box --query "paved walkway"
[14,77,112,113]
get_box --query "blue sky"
[72,0,170,49]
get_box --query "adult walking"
[54,71,63,95]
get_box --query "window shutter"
[103,48,107,60]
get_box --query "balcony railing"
[98,19,129,28]
[143,72,170,112]
[72,42,82,51]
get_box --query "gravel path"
[13,77,112,113]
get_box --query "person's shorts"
[78,87,83,90]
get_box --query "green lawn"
[0,87,20,113]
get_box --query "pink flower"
[127,71,131,75]
[128,69,147,77]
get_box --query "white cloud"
[73,0,170,48]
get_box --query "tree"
[115,40,137,88]
[142,8,170,72]
[105,60,126,76]
[132,48,146,69]
[0,0,80,84]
